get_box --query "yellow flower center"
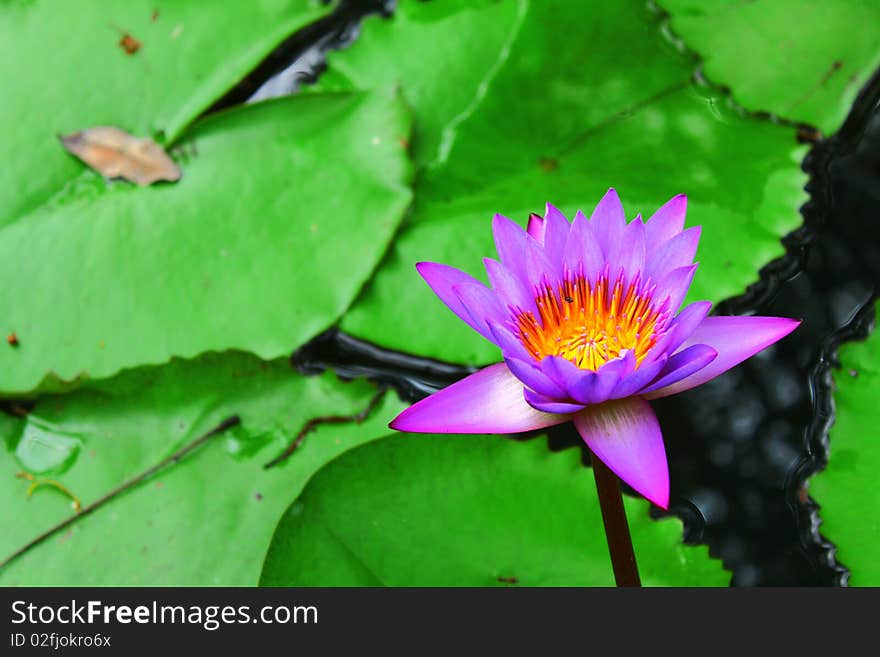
[515,273,663,371]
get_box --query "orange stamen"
[516,272,664,371]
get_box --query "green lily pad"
[319,0,807,365]
[261,433,728,586]
[0,0,337,225]
[810,309,880,586]
[0,89,413,393]
[658,0,880,134]
[310,0,526,170]
[0,351,405,585]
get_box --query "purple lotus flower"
[389,189,799,509]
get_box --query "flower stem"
[589,449,641,587]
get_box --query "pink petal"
[646,226,701,282]
[492,213,556,289]
[638,344,717,395]
[526,212,545,241]
[523,235,558,289]
[574,397,669,509]
[649,300,713,358]
[541,202,571,267]
[538,354,587,393]
[484,257,537,316]
[452,284,507,344]
[605,215,646,290]
[610,354,668,399]
[644,316,801,399]
[416,262,499,342]
[504,357,565,398]
[562,210,604,285]
[653,263,698,315]
[645,194,687,258]
[566,355,631,404]
[590,188,627,261]
[487,321,532,363]
[389,363,571,434]
[493,214,538,282]
[523,388,586,414]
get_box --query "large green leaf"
[261,434,728,586]
[810,309,880,586]
[319,0,807,365]
[1,0,337,225]
[0,352,405,585]
[658,0,880,134]
[311,0,526,170]
[0,90,412,393]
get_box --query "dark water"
[206,0,395,114]
[219,1,880,585]
[651,70,880,586]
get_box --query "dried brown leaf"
[59,126,181,186]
